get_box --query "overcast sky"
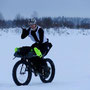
[0,0,90,20]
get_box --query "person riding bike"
[21,18,52,75]
[21,18,52,57]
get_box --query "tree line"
[0,13,90,29]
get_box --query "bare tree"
[15,14,23,20]
[0,12,4,20]
[31,11,38,18]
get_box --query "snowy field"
[0,28,90,90]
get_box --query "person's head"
[28,18,37,30]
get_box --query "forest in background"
[0,12,90,30]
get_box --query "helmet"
[28,18,36,25]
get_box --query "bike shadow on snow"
[0,83,16,87]
[0,81,77,88]
[0,82,55,88]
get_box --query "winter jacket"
[21,26,47,43]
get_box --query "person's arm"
[21,28,29,39]
[38,28,44,43]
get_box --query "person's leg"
[31,43,43,58]
[41,42,52,56]
[31,43,38,48]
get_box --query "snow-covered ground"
[0,28,90,90]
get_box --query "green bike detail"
[34,47,42,58]
[15,47,19,52]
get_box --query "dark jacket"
[21,26,44,43]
